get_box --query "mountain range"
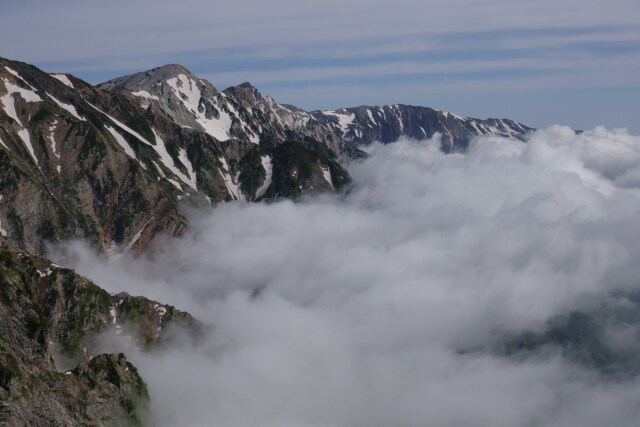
[0,57,532,257]
[0,56,533,424]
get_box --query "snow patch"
[366,109,375,123]
[4,67,38,91]
[132,90,160,101]
[4,67,22,80]
[47,94,85,121]
[123,219,152,253]
[323,110,355,136]
[48,119,59,158]
[219,156,244,200]
[165,74,240,142]
[154,304,167,319]
[152,130,197,191]
[166,74,201,113]
[106,126,137,159]
[255,155,273,199]
[441,110,464,120]
[48,119,62,172]
[1,78,42,127]
[87,102,152,146]
[1,78,41,103]
[178,148,197,190]
[0,91,20,125]
[153,160,183,191]
[321,165,333,190]
[17,128,38,166]
[50,74,74,88]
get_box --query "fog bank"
[55,126,640,426]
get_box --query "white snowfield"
[1,78,42,125]
[320,165,333,190]
[218,156,244,201]
[151,130,197,191]
[47,93,86,121]
[164,73,259,143]
[48,119,62,173]
[105,126,137,160]
[132,90,160,101]
[166,74,232,142]
[123,218,152,253]
[4,67,38,92]
[322,110,355,135]
[1,76,43,167]
[440,110,464,120]
[87,101,153,146]
[50,74,74,88]
[255,155,273,198]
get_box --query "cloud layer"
[55,126,640,426]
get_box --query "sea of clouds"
[54,126,640,426]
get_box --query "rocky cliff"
[0,250,196,425]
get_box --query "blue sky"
[2,0,638,131]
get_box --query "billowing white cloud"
[55,126,640,426]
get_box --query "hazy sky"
[2,1,638,130]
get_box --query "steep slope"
[0,59,190,255]
[312,104,533,152]
[98,67,362,160]
[0,58,345,255]
[223,82,361,159]
[97,64,260,144]
[0,250,196,425]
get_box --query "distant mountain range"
[0,57,532,256]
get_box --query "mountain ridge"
[0,57,349,256]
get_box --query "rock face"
[222,83,361,159]
[0,250,196,425]
[312,104,533,152]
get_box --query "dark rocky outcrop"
[0,250,197,425]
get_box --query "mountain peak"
[98,63,199,91]
[224,81,264,101]
[148,63,193,77]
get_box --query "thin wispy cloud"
[2,0,638,133]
